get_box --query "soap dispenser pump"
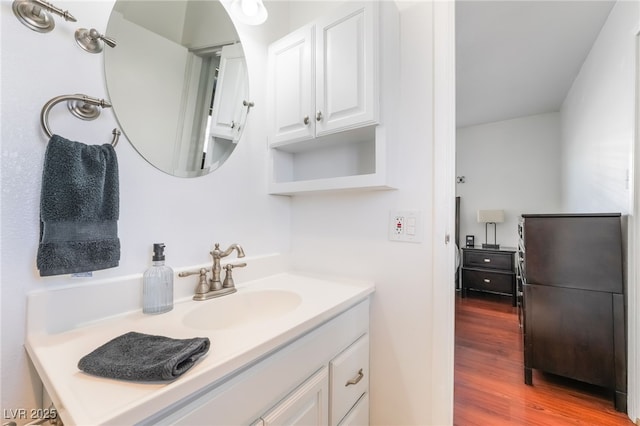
[143,243,174,314]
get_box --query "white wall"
[456,112,563,248]
[560,0,639,420]
[561,0,637,215]
[635,29,640,426]
[0,0,291,418]
[289,2,446,424]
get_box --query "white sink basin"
[182,289,302,330]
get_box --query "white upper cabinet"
[210,43,248,140]
[267,25,315,145]
[315,2,378,137]
[267,1,398,195]
[268,2,378,148]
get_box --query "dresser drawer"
[330,333,369,426]
[463,269,513,295]
[464,250,513,271]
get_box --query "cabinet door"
[261,367,328,426]
[338,393,369,426]
[209,43,248,141]
[267,25,315,145]
[315,2,378,136]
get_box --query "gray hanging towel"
[77,332,211,381]
[37,134,120,276]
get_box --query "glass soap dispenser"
[143,243,174,314]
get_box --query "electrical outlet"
[389,210,422,243]
[393,215,404,235]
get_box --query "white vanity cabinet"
[257,367,329,426]
[26,271,375,426]
[253,334,371,426]
[143,300,370,426]
[267,1,399,195]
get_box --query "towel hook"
[12,0,76,33]
[40,94,121,146]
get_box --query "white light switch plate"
[389,210,422,243]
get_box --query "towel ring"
[40,94,121,147]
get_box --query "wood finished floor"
[454,292,633,426]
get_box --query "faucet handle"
[210,243,222,259]
[222,262,247,289]
[178,268,210,296]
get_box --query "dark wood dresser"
[461,246,517,306]
[519,213,626,412]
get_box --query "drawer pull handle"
[345,368,364,386]
[484,258,491,263]
[483,279,491,283]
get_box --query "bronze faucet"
[179,243,246,301]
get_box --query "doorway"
[447,1,638,423]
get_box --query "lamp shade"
[477,209,505,223]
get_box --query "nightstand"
[461,246,516,306]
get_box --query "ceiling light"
[229,0,268,25]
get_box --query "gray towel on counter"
[37,134,120,276]
[78,332,211,381]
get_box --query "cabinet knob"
[303,116,310,125]
[483,278,491,283]
[316,111,323,122]
[484,258,491,263]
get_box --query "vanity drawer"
[463,269,513,295]
[464,250,513,271]
[330,333,369,426]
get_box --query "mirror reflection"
[105,0,249,177]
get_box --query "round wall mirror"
[104,0,249,177]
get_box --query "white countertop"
[25,272,374,425]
